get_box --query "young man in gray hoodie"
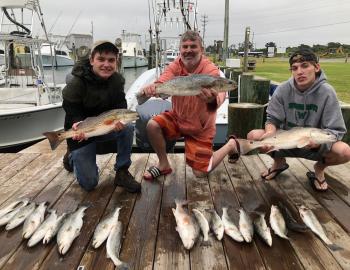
[247,49,350,191]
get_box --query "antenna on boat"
[48,10,62,35]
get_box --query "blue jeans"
[69,124,134,191]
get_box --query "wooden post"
[251,78,270,105]
[240,74,270,105]
[341,103,350,144]
[227,103,265,139]
[239,73,254,103]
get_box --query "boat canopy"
[0,0,38,9]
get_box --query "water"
[1,66,148,153]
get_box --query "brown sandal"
[227,135,241,163]
[261,163,289,180]
[306,171,328,192]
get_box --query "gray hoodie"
[266,70,346,150]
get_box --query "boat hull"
[41,55,75,67]
[122,56,148,68]
[0,103,65,149]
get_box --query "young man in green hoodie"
[248,49,350,191]
[62,40,141,193]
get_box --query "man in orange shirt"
[141,30,239,180]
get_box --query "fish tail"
[174,198,188,207]
[328,243,343,251]
[43,131,64,150]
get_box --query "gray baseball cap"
[91,40,119,54]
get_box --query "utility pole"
[200,14,208,48]
[223,0,229,62]
[243,26,251,72]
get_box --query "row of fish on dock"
[0,199,127,268]
[172,199,342,251]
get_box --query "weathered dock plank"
[241,155,342,270]
[300,159,350,207]
[0,153,39,187]
[224,158,304,270]
[286,157,350,232]
[0,150,349,270]
[259,154,350,270]
[208,161,266,270]
[0,154,112,270]
[0,153,58,206]
[120,153,164,270]
[36,154,113,270]
[0,153,19,170]
[186,163,228,270]
[77,153,149,270]
[153,154,190,270]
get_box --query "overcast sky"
[38,0,350,49]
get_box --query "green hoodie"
[62,59,127,150]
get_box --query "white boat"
[164,49,180,64]
[0,0,65,150]
[39,43,74,67]
[121,32,148,68]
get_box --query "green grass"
[253,58,350,103]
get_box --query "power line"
[254,20,350,36]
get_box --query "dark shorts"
[271,144,329,162]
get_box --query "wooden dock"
[0,139,350,270]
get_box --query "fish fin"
[159,93,170,99]
[103,119,115,125]
[43,131,64,150]
[296,138,310,148]
[265,147,278,153]
[328,243,343,251]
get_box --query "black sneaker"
[114,168,141,193]
[63,149,73,172]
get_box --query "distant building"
[65,34,93,51]
[238,51,263,57]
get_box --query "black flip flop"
[227,135,241,163]
[261,163,289,180]
[306,171,328,192]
